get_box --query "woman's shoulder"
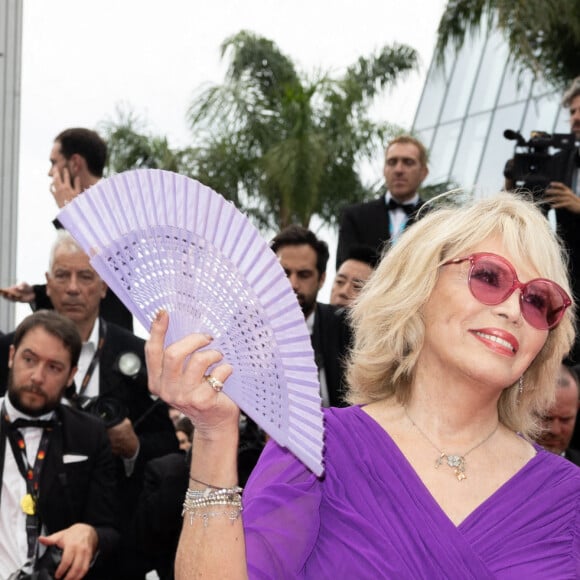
[533,447,580,484]
[324,404,367,426]
[322,405,378,441]
[520,447,580,513]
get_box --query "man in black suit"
[271,225,351,407]
[0,311,119,579]
[0,127,133,330]
[0,231,178,577]
[536,363,580,466]
[541,79,580,363]
[336,135,430,269]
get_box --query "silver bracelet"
[182,486,243,527]
[184,506,243,527]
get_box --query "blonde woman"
[147,193,580,578]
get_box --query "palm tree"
[435,0,580,89]
[186,30,418,230]
[100,106,186,175]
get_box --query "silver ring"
[204,374,224,392]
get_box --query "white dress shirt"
[0,396,53,577]
[306,310,330,407]
[385,192,420,243]
[76,321,100,398]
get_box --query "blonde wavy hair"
[345,192,575,438]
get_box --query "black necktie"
[387,198,417,216]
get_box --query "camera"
[503,129,579,201]
[9,547,63,579]
[71,351,142,428]
[77,395,128,428]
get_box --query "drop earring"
[518,376,524,395]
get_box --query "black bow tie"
[11,418,56,430]
[387,198,418,216]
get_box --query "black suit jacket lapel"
[310,306,323,371]
[379,197,393,238]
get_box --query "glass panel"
[413,44,455,131]
[468,31,508,115]
[449,112,492,187]
[439,32,487,124]
[496,64,533,107]
[475,103,526,192]
[554,103,571,134]
[416,127,435,155]
[423,121,462,185]
[532,79,556,98]
[520,93,561,139]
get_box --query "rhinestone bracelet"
[185,486,243,500]
[182,486,243,527]
[185,506,243,527]
[183,493,243,509]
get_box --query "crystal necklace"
[404,407,499,481]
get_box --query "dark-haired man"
[542,78,580,362]
[330,244,378,308]
[271,225,351,407]
[47,127,107,209]
[0,127,133,330]
[0,231,177,577]
[0,311,118,579]
[336,135,429,268]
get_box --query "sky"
[16,0,447,332]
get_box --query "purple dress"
[244,406,580,579]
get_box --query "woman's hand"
[146,311,239,440]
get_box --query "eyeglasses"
[443,252,571,330]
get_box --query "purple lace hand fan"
[58,169,324,476]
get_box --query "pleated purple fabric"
[244,406,580,579]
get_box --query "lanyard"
[1,404,54,558]
[76,319,107,398]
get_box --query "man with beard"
[542,78,580,363]
[0,311,118,579]
[0,230,177,578]
[270,225,351,407]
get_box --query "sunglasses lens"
[522,281,566,329]
[469,256,567,329]
[469,258,513,304]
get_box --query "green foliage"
[187,30,418,230]
[436,0,580,89]
[100,31,419,232]
[100,106,187,175]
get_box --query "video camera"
[503,129,579,201]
